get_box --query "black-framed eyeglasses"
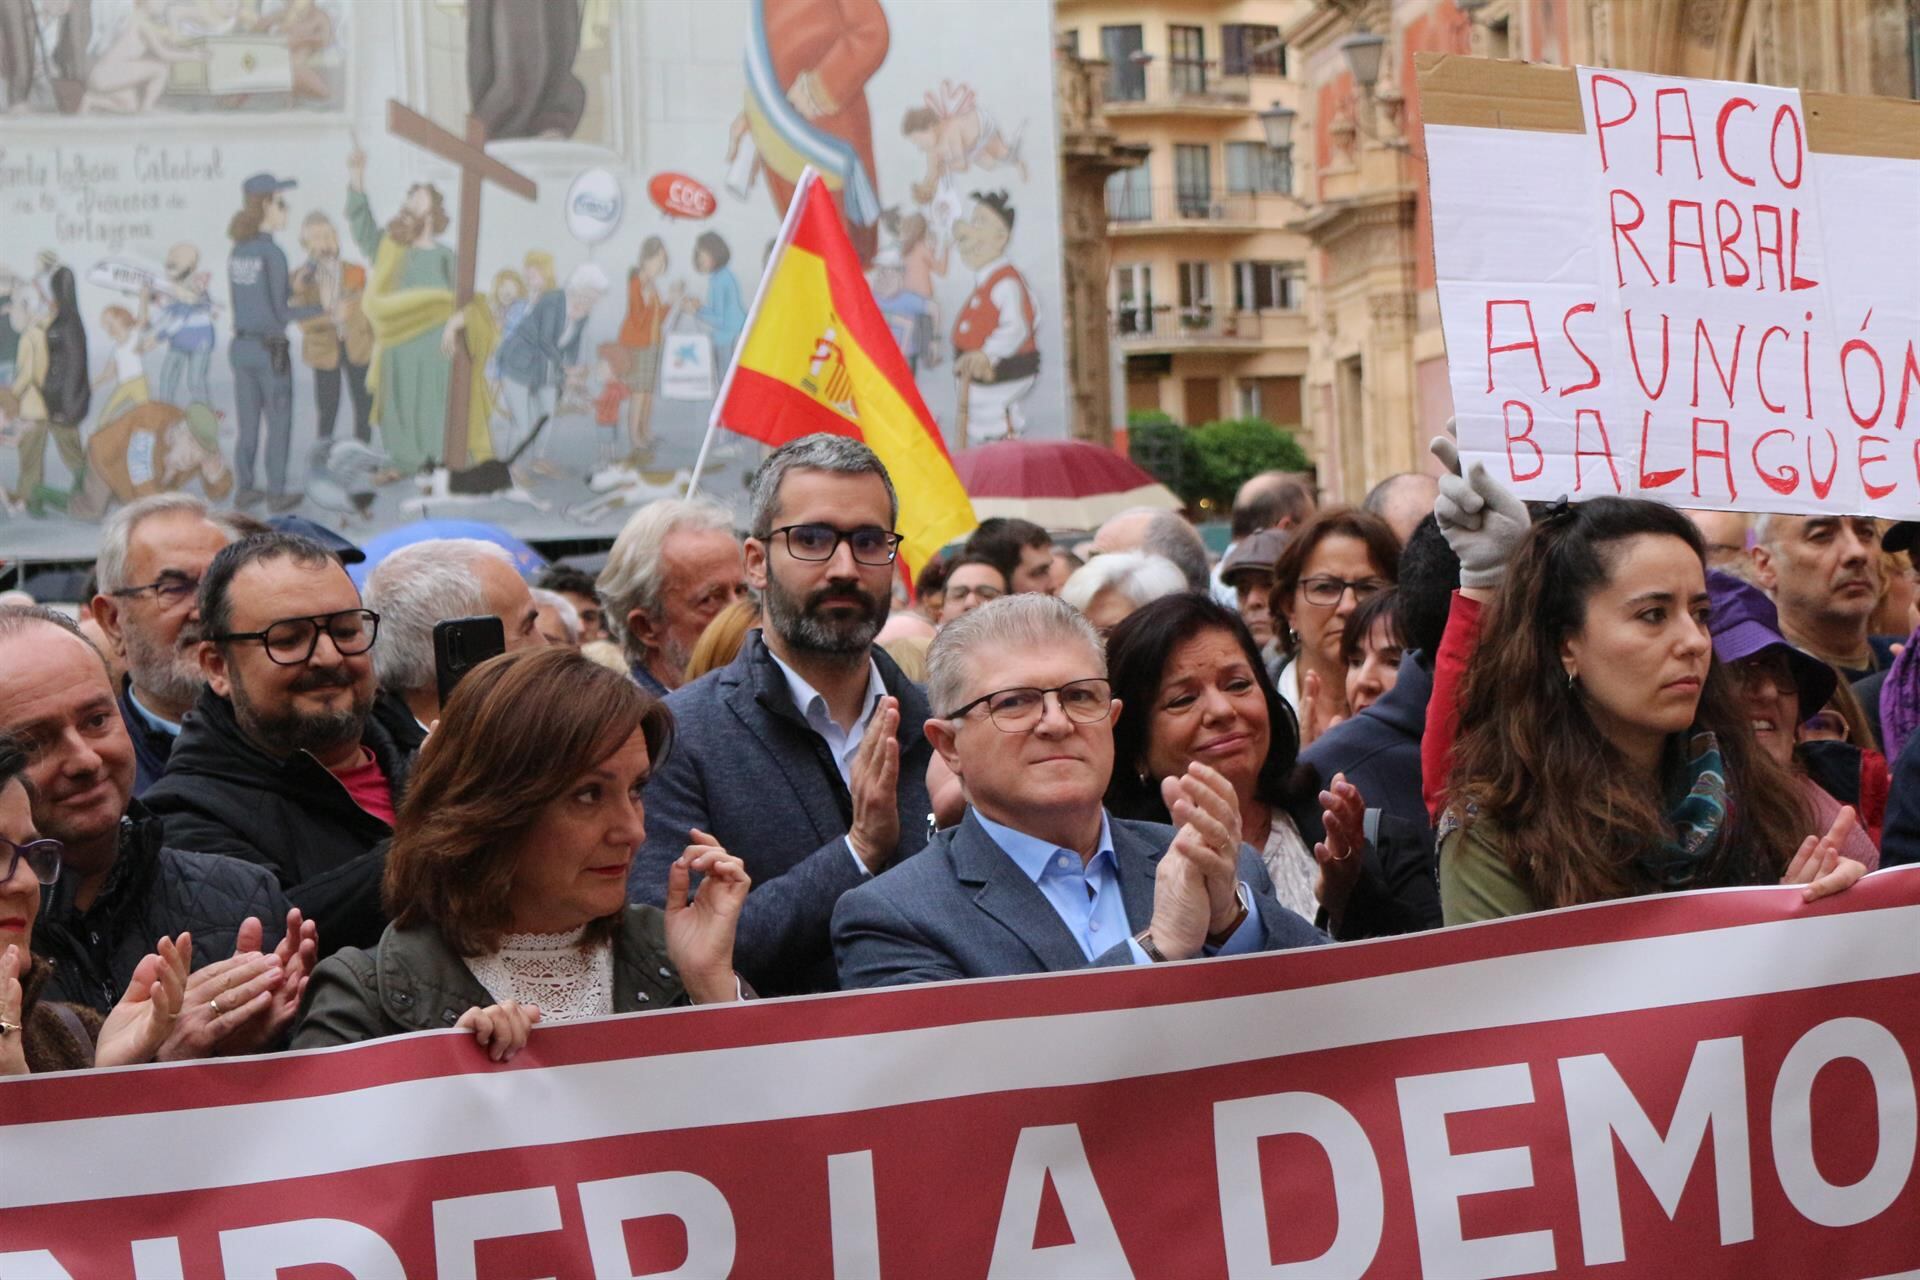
[765,524,902,566]
[109,572,200,604]
[947,678,1113,733]
[212,608,380,666]
[1298,575,1386,607]
[0,836,63,887]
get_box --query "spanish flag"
[708,169,976,578]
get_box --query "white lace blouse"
[463,927,615,1024]
[1260,813,1320,924]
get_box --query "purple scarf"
[1881,626,1920,761]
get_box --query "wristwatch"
[1132,928,1168,962]
[1205,887,1250,948]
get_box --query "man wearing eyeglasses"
[144,532,405,955]
[630,434,933,996]
[0,606,315,1058]
[89,495,244,795]
[832,594,1324,988]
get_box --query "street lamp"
[1258,102,1296,151]
[1339,31,1387,90]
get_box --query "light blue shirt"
[126,688,183,739]
[973,809,1263,965]
[766,647,888,876]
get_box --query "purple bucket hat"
[1705,570,1837,721]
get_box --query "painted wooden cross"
[384,100,538,469]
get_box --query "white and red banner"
[3,870,1918,1279]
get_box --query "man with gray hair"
[362,538,545,745]
[632,434,933,995]
[597,497,748,695]
[1091,506,1211,594]
[90,494,242,794]
[832,594,1322,987]
[1750,513,1893,682]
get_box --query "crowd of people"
[1,428,1910,1074]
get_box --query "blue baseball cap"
[242,173,297,198]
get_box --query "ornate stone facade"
[1056,46,1149,444]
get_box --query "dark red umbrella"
[952,439,1182,529]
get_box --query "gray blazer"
[631,631,933,996]
[832,810,1327,989]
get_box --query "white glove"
[1430,436,1531,590]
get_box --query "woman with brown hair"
[1268,507,1402,745]
[294,647,749,1059]
[1438,489,1864,923]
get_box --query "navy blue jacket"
[631,631,934,995]
[118,676,175,798]
[1287,654,1442,939]
[1296,653,1431,831]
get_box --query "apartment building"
[1058,0,1315,438]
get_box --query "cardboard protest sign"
[1420,54,1920,519]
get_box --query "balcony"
[1102,62,1257,117]
[1112,306,1305,355]
[1107,186,1291,234]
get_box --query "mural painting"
[0,0,1067,557]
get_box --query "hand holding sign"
[1431,435,1531,592]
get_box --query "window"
[1485,18,1512,60]
[1238,376,1303,423]
[1174,144,1211,216]
[1177,262,1213,315]
[1059,28,1078,57]
[1106,161,1151,222]
[1101,26,1145,101]
[1222,24,1286,76]
[1114,263,1153,333]
[1233,261,1305,312]
[1226,142,1293,195]
[1168,25,1206,94]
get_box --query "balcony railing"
[1112,306,1298,344]
[1103,62,1254,111]
[1106,186,1287,226]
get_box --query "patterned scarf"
[1880,626,1920,763]
[1638,731,1730,888]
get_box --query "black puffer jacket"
[141,688,411,956]
[35,805,290,1013]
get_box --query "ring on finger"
[209,995,225,1016]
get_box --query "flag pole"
[687,166,821,499]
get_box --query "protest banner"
[1,869,1916,1280]
[1420,55,1920,520]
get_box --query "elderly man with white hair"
[597,497,749,696]
[1059,550,1187,634]
[1090,506,1211,593]
[832,594,1324,988]
[361,538,544,745]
